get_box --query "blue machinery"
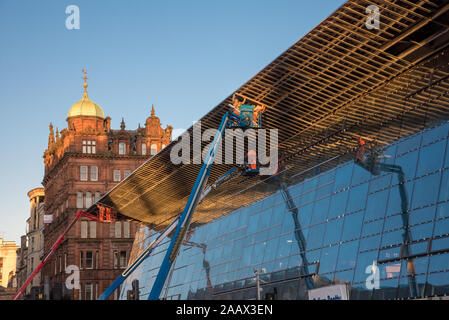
[99,105,263,300]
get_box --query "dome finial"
[82,69,88,96]
[151,104,155,117]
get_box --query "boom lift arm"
[13,209,113,300]
[148,112,230,300]
[355,138,418,297]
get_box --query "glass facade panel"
[121,122,449,300]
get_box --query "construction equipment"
[100,105,266,300]
[13,207,115,300]
[97,217,180,300]
[354,138,418,297]
[148,107,266,299]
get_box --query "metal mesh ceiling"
[88,0,449,232]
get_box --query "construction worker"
[252,104,266,127]
[355,137,366,162]
[228,97,242,126]
[247,149,258,170]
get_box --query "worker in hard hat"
[252,104,266,127]
[229,97,242,125]
[247,149,258,170]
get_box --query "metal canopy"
[89,0,449,231]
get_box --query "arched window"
[142,143,147,155]
[150,144,158,155]
[162,144,166,149]
[118,142,126,155]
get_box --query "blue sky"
[0,0,345,244]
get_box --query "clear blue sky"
[0,0,345,244]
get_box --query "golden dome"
[67,70,104,119]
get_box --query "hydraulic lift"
[98,100,266,300]
[355,138,418,297]
[13,207,116,300]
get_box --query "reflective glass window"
[362,220,384,236]
[379,246,400,261]
[426,271,449,296]
[336,240,358,271]
[439,170,449,202]
[433,218,449,237]
[297,203,313,228]
[401,256,428,276]
[318,245,339,274]
[372,278,398,300]
[387,181,413,216]
[306,224,325,250]
[416,140,446,177]
[328,190,348,219]
[334,163,353,192]
[411,173,441,209]
[315,183,333,199]
[432,236,449,252]
[359,235,381,252]
[379,261,401,279]
[311,197,330,224]
[347,183,368,213]
[365,190,388,221]
[422,123,449,145]
[352,164,372,185]
[428,253,449,273]
[381,230,404,247]
[407,241,428,257]
[383,214,404,232]
[322,218,343,246]
[397,134,421,155]
[395,150,418,180]
[354,251,378,283]
[398,275,426,299]
[409,222,433,241]
[369,175,392,194]
[341,211,364,242]
[436,202,449,219]
[333,269,354,284]
[409,206,436,226]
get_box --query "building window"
[85,283,93,300]
[81,221,88,238]
[162,144,166,149]
[115,222,121,238]
[150,144,157,155]
[113,170,121,182]
[80,166,88,181]
[90,166,98,181]
[94,192,101,202]
[89,221,96,238]
[124,221,130,238]
[76,192,84,209]
[85,251,93,269]
[85,192,92,208]
[114,251,127,269]
[119,142,126,155]
[142,143,147,155]
[124,170,131,179]
[82,140,96,154]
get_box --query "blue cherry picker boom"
[98,96,266,300]
[355,137,418,297]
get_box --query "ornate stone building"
[41,71,172,299]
